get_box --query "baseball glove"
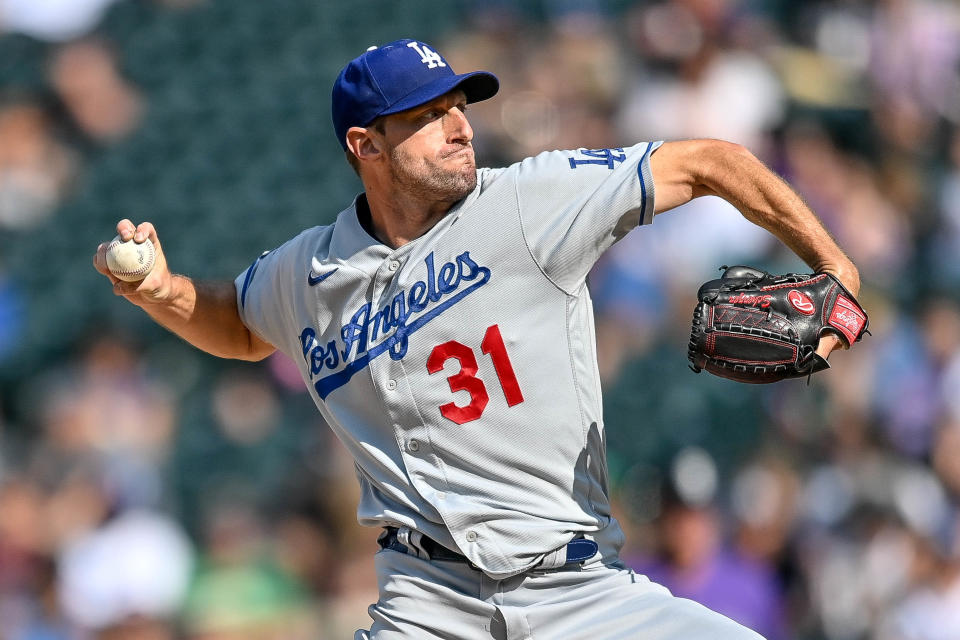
[688,265,869,383]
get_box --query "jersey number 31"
[427,324,524,425]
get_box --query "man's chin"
[454,166,477,196]
[441,156,476,188]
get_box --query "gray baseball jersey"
[236,140,661,579]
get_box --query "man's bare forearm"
[94,220,275,361]
[699,142,860,293]
[651,140,860,295]
[138,275,274,361]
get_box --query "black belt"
[378,526,598,569]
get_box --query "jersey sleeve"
[234,240,299,355]
[516,141,662,293]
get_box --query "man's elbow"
[215,329,275,362]
[205,344,273,362]
[675,138,751,164]
[697,139,755,173]
[693,139,761,196]
[236,348,275,362]
[241,334,276,362]
[651,138,758,212]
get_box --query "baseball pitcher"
[94,39,862,639]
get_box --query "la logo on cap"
[406,41,446,69]
[330,38,499,150]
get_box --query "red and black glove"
[688,265,869,383]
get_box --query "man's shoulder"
[476,165,508,186]
[289,223,335,249]
[469,151,578,206]
[474,155,552,189]
[481,149,594,185]
[479,150,566,175]
[264,224,335,266]
[517,143,659,172]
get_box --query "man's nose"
[445,107,473,144]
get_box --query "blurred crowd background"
[1,0,959,638]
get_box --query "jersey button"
[386,379,397,390]
[465,530,478,543]
[388,260,400,272]
[408,439,420,452]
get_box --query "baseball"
[105,234,156,282]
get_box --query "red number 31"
[426,324,524,425]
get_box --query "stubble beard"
[388,144,477,205]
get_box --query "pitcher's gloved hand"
[688,265,869,383]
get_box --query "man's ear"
[346,126,383,163]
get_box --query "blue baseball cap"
[331,39,499,150]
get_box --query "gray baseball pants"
[354,536,766,640]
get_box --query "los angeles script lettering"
[299,251,491,382]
